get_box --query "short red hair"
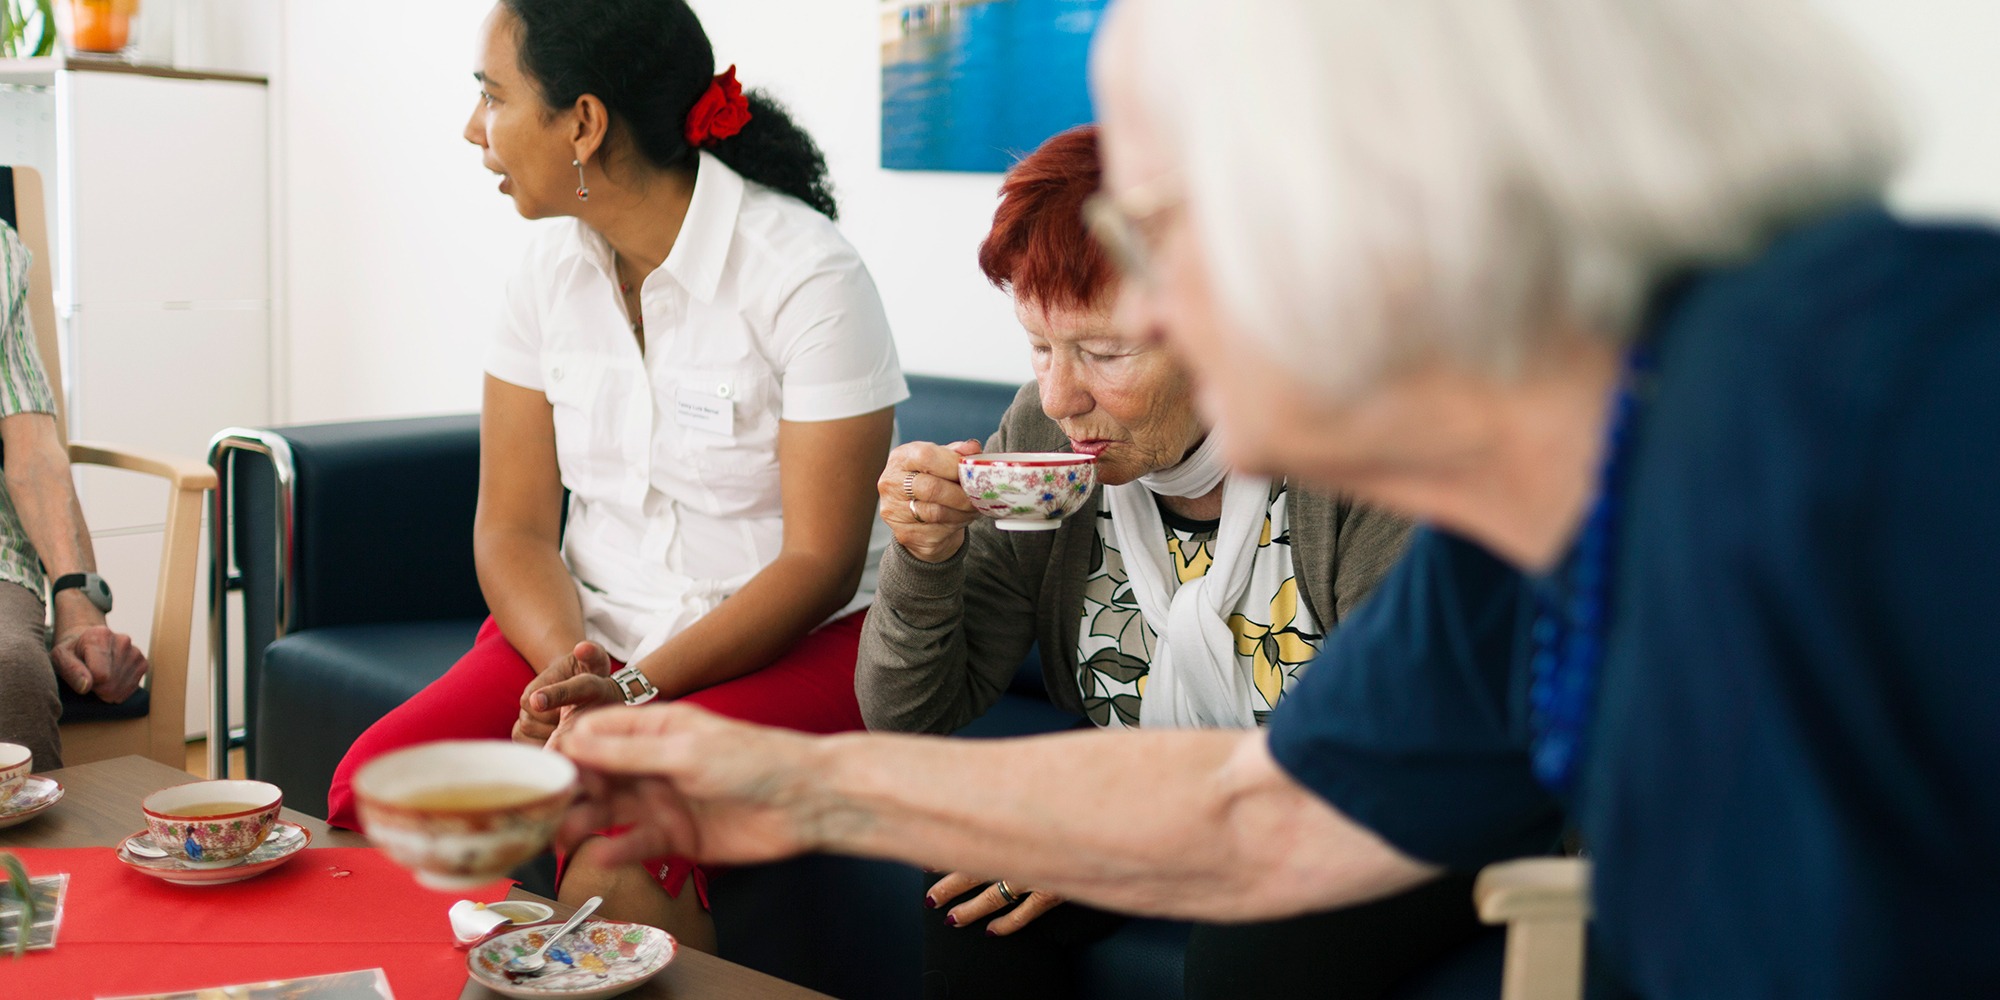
[977,125,1115,311]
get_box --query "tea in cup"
[0,742,31,806]
[352,740,578,891]
[141,779,285,867]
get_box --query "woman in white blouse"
[325,0,907,951]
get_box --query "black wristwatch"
[51,572,113,613]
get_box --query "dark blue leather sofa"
[219,373,1496,999]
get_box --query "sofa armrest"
[215,414,488,636]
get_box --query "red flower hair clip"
[685,65,752,148]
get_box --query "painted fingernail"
[923,896,937,909]
[984,929,998,937]
[944,913,959,927]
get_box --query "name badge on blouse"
[675,383,735,437]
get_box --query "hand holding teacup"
[878,439,985,563]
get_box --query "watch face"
[65,573,113,612]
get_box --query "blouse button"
[551,367,565,382]
[715,382,732,399]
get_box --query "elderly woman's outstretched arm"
[554,703,1440,922]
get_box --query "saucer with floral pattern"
[0,776,62,829]
[468,919,676,998]
[115,821,311,885]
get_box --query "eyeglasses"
[1082,173,1184,287]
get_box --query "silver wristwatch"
[610,664,660,705]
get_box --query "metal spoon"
[125,836,170,859]
[503,895,603,975]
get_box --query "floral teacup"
[0,742,31,807]
[960,452,1097,531]
[141,779,284,868]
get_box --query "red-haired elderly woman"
[856,126,1473,1000]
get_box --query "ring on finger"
[994,880,1021,905]
[903,472,919,501]
[909,499,925,523]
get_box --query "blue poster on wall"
[881,0,1111,173]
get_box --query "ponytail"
[502,0,839,219]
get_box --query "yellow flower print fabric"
[1078,483,1323,728]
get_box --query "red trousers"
[325,612,868,902]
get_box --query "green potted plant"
[0,0,57,59]
[1,851,35,958]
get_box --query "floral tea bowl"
[353,740,578,892]
[141,779,285,868]
[0,742,31,806]
[959,452,1097,532]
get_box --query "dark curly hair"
[501,0,838,219]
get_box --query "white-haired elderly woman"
[548,1,2000,995]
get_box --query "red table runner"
[0,847,513,999]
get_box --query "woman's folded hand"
[513,640,623,744]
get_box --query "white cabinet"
[0,59,270,740]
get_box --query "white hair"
[1097,0,1908,395]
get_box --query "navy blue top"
[1267,208,2000,998]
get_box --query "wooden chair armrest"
[1475,857,1592,924]
[69,441,220,491]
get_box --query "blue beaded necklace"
[1528,346,1653,794]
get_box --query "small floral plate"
[468,920,677,999]
[115,821,311,886]
[0,776,62,829]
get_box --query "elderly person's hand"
[513,640,623,745]
[878,439,985,563]
[551,702,828,865]
[52,625,148,703]
[927,870,1066,935]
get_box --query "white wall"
[276,0,1026,426]
[271,1,2000,425]
[278,1,547,423]
[1815,0,2000,222]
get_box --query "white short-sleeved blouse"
[485,153,908,663]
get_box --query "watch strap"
[610,664,660,706]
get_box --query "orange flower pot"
[69,0,138,54]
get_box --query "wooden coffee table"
[0,755,831,999]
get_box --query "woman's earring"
[574,159,589,202]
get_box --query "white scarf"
[1106,435,1270,729]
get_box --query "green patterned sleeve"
[0,224,56,418]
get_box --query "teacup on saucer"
[117,821,311,886]
[960,453,1097,532]
[353,740,578,891]
[141,779,285,868]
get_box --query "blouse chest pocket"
[664,365,780,477]
[543,353,633,496]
